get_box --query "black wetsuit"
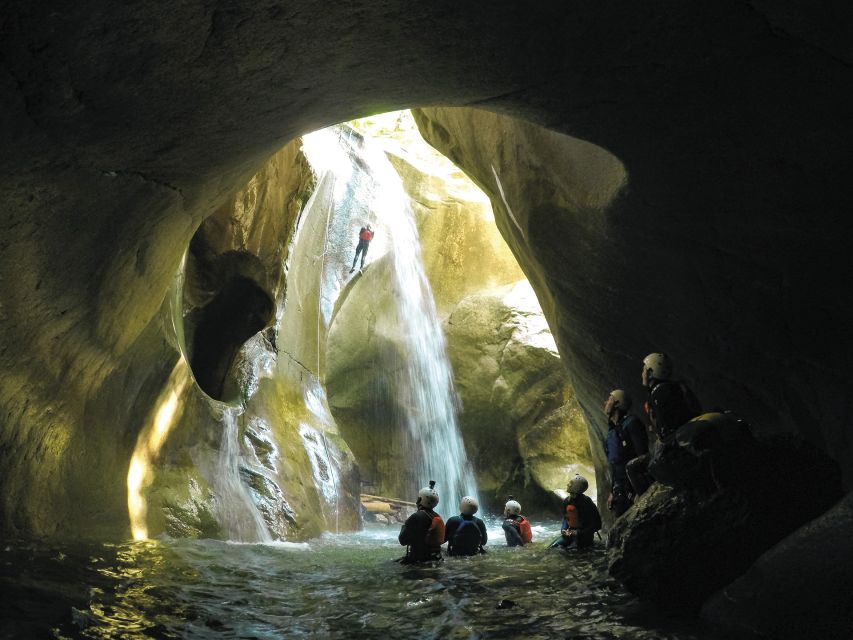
[398,507,442,563]
[444,514,487,556]
[628,380,702,496]
[646,380,702,440]
[553,494,601,549]
[502,515,526,547]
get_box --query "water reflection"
[2,523,743,639]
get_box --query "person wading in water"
[397,480,444,563]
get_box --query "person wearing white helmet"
[350,223,375,273]
[444,496,488,556]
[398,480,445,563]
[625,353,703,497]
[501,496,533,547]
[641,352,702,440]
[604,389,648,516]
[550,474,601,550]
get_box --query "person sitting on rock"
[626,352,702,495]
[641,352,702,440]
[550,474,601,550]
[445,495,488,556]
[398,480,444,563]
[501,497,533,547]
[604,389,648,516]
[349,223,374,273]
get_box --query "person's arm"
[444,517,458,544]
[502,520,524,546]
[478,519,488,546]
[399,511,423,546]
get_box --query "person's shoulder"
[446,514,461,524]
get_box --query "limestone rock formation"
[444,281,593,512]
[132,141,361,541]
[325,256,411,501]
[607,416,842,611]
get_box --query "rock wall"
[143,140,362,541]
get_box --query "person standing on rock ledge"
[604,389,648,516]
[397,480,445,563]
[349,223,374,273]
[626,352,702,495]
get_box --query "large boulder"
[445,281,593,512]
[702,491,853,639]
[607,416,842,611]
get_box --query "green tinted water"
[2,521,737,639]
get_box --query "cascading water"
[302,125,478,510]
[212,407,272,542]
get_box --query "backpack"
[517,516,533,544]
[451,519,482,554]
[424,513,445,548]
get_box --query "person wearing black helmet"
[444,495,488,556]
[398,480,444,563]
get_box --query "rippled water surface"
[2,521,736,639]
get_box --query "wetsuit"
[444,514,487,556]
[628,379,702,495]
[502,515,526,547]
[552,494,601,549]
[398,507,442,563]
[351,227,374,271]
[646,380,702,440]
[606,413,649,515]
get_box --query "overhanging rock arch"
[0,1,850,542]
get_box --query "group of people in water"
[396,352,703,563]
[396,473,602,563]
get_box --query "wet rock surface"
[702,490,853,639]
[607,416,843,611]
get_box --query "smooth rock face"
[702,490,853,639]
[607,418,842,611]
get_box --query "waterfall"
[212,408,272,542]
[302,124,478,511]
